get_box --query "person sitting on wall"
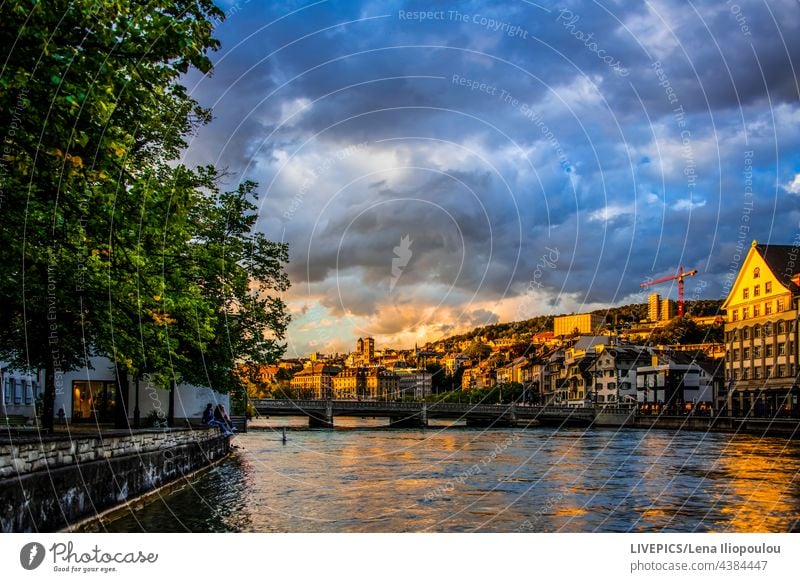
[203,403,232,436]
[214,403,236,434]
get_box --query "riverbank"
[0,426,230,532]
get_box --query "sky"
[180,0,800,357]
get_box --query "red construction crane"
[640,266,698,317]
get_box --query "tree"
[0,2,292,429]
[463,340,491,360]
[181,178,290,412]
[426,363,447,393]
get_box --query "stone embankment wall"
[0,427,229,532]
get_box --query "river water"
[103,422,800,532]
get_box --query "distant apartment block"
[648,293,675,322]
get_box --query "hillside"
[431,299,724,347]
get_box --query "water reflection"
[102,426,800,533]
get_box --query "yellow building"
[721,241,799,417]
[331,368,366,399]
[660,298,675,321]
[365,368,399,400]
[554,313,604,337]
[648,293,661,322]
[289,364,340,398]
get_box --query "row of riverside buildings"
[276,240,799,418]
[2,240,799,422]
[286,338,432,401]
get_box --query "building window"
[753,345,761,358]
[733,348,740,360]
[778,365,786,377]
[754,284,760,296]
[753,305,760,317]
[766,365,773,378]
[732,310,739,322]
[743,347,750,359]
[743,288,749,299]
[778,320,786,334]
[754,324,761,338]
[742,368,750,380]
[13,378,21,405]
[733,369,740,381]
[766,344,773,357]
[742,307,749,319]
[754,367,762,379]
[753,267,760,279]
[743,327,751,339]
[733,329,740,341]
[765,281,772,293]
[3,379,11,405]
[777,299,785,312]
[764,302,772,315]
[24,381,33,405]
[778,343,786,356]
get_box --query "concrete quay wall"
[0,428,229,532]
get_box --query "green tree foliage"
[647,316,722,345]
[463,340,491,360]
[0,1,290,428]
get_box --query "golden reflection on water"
[103,425,800,533]
[715,437,800,532]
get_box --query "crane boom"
[640,266,698,317]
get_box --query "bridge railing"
[251,399,612,420]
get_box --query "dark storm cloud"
[184,0,800,333]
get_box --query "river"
[103,422,800,532]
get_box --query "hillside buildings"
[554,313,604,337]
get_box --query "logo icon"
[390,234,413,292]
[20,542,46,570]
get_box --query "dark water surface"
[102,425,800,532]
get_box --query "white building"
[636,352,716,412]
[396,371,432,400]
[1,365,42,419]
[2,356,229,424]
[589,346,651,405]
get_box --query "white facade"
[0,363,42,419]
[4,356,228,423]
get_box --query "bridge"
[250,399,634,428]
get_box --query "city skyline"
[179,1,800,357]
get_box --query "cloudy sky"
[181,0,800,357]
